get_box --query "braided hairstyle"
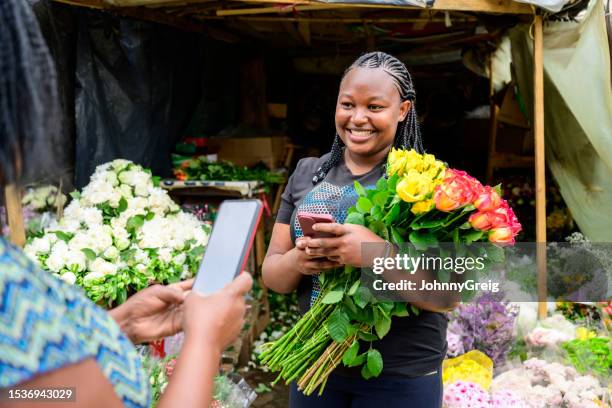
[312,51,423,184]
[0,0,60,185]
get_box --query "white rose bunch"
[25,159,210,307]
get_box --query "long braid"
[313,51,422,184]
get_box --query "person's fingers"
[171,278,194,292]
[225,272,253,297]
[296,237,310,249]
[313,222,345,236]
[151,285,185,304]
[319,260,341,269]
[307,237,342,249]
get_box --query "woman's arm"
[262,223,339,294]
[1,359,124,408]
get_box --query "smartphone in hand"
[297,212,335,239]
[193,199,263,295]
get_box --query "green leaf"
[390,227,404,245]
[461,204,476,213]
[459,221,472,230]
[117,197,128,213]
[348,280,360,296]
[370,205,383,221]
[354,181,367,197]
[383,203,400,225]
[410,218,444,230]
[326,310,351,342]
[493,184,502,195]
[387,174,399,192]
[145,212,155,221]
[366,349,383,377]
[410,305,420,316]
[81,248,96,261]
[117,288,128,305]
[322,290,344,304]
[353,286,372,309]
[69,191,81,200]
[409,230,438,249]
[54,231,74,243]
[343,296,358,316]
[358,331,378,342]
[152,176,161,187]
[376,177,388,191]
[356,197,373,214]
[342,340,360,366]
[373,191,388,207]
[126,215,145,232]
[452,228,460,243]
[361,363,374,380]
[463,230,484,244]
[487,245,506,263]
[393,302,409,317]
[345,212,365,226]
[189,245,205,258]
[375,313,391,338]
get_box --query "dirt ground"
[243,369,290,408]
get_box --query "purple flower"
[449,292,518,367]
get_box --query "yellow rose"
[388,156,407,177]
[403,149,423,172]
[396,170,432,203]
[411,199,435,215]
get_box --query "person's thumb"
[225,272,253,297]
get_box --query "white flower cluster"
[24,159,209,305]
[22,185,67,212]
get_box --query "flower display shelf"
[161,180,265,198]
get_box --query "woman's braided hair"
[312,51,423,184]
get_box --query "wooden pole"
[4,185,26,248]
[533,14,547,319]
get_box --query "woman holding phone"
[263,52,448,408]
[0,1,251,407]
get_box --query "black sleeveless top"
[276,153,447,377]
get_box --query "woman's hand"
[293,237,342,275]
[110,279,193,344]
[182,272,253,354]
[304,223,385,267]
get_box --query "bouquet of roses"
[24,160,209,307]
[259,149,521,395]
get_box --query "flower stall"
[4,1,610,406]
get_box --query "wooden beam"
[232,0,533,14]
[5,185,26,248]
[199,16,472,24]
[217,4,349,16]
[533,14,547,319]
[55,0,533,15]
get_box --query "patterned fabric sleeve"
[0,238,150,408]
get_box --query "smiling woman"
[262,52,446,408]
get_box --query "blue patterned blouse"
[0,238,150,408]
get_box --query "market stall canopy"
[53,0,534,14]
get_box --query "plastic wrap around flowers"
[24,160,209,307]
[387,148,521,244]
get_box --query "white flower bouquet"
[25,160,209,307]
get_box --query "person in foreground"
[263,52,448,408]
[0,1,252,407]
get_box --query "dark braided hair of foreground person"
[0,0,60,186]
[312,51,423,184]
